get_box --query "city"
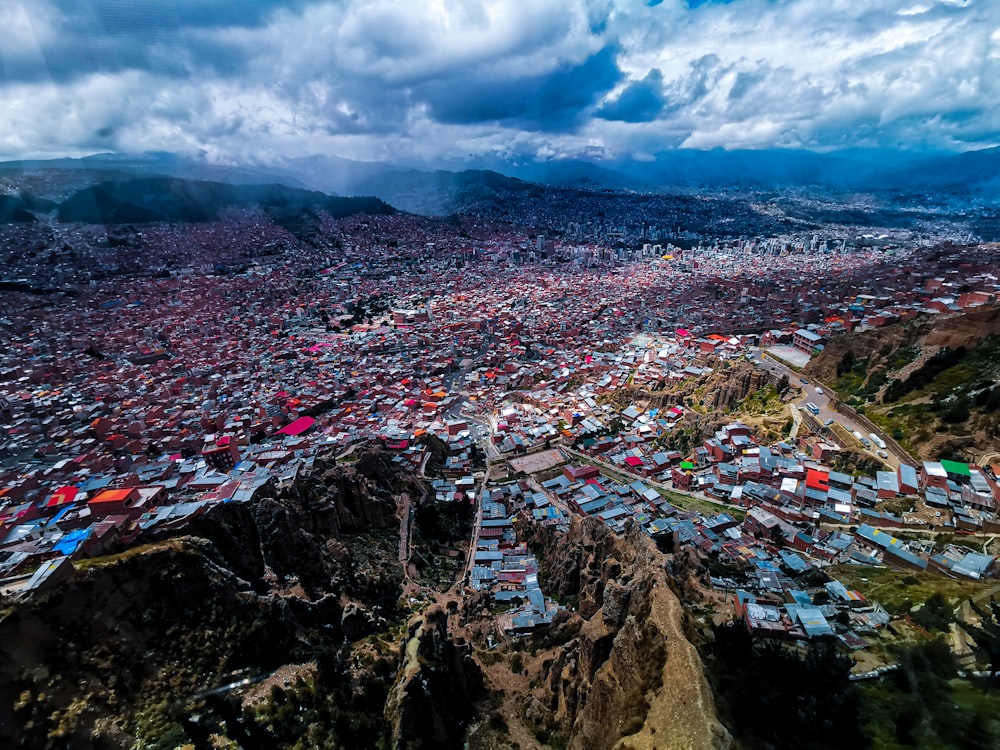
[3,1,1000,748]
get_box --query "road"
[560,446,745,515]
[460,454,491,588]
[750,347,910,470]
[463,409,501,460]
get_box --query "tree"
[706,622,868,749]
[960,598,1000,688]
[912,592,955,632]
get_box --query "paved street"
[749,347,910,469]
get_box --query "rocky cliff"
[804,303,1000,386]
[0,449,481,749]
[387,605,486,749]
[1,449,732,750]
[520,516,732,750]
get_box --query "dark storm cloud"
[45,0,309,39]
[421,47,623,129]
[0,1,997,162]
[597,68,666,123]
[0,0,304,83]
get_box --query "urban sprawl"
[1,210,998,670]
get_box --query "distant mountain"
[884,146,1000,191]
[470,159,645,191]
[0,153,309,194]
[5,145,999,225]
[348,169,535,216]
[0,194,51,223]
[56,177,395,225]
[463,146,998,195]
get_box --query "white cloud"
[0,0,997,162]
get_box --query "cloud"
[597,68,666,122]
[0,0,997,164]
[421,47,622,128]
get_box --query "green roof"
[680,461,695,470]
[940,459,971,477]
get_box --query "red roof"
[624,456,645,467]
[276,416,316,436]
[46,486,79,508]
[89,488,135,505]
[805,469,830,490]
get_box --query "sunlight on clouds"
[0,0,996,161]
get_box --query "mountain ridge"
[5,145,1000,202]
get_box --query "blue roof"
[53,528,90,556]
[778,550,809,573]
[579,498,609,515]
[532,506,563,520]
[753,559,781,572]
[788,589,813,605]
[49,505,75,525]
[786,604,835,637]
[79,476,113,492]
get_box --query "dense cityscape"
[4,1,1000,748]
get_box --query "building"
[792,328,824,354]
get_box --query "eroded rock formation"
[524,516,732,750]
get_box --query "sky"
[1,0,998,166]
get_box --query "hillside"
[0,195,40,223]
[0,451,732,749]
[598,360,795,454]
[0,452,479,749]
[349,168,537,216]
[474,515,732,750]
[804,304,1000,461]
[55,176,395,225]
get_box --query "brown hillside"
[805,303,1000,461]
[805,303,1000,384]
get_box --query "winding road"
[750,347,912,469]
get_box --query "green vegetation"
[835,353,890,404]
[910,592,955,632]
[658,487,745,519]
[829,449,883,477]
[959,599,1000,684]
[828,565,996,616]
[842,335,1000,456]
[705,621,867,749]
[732,384,784,416]
[73,539,191,570]
[861,641,999,749]
[248,668,393,750]
[884,345,922,373]
[884,346,969,403]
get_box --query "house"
[897,464,919,495]
[87,487,141,518]
[920,461,948,490]
[876,471,900,499]
[793,328,825,354]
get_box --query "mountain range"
[1,145,999,223]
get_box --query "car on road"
[815,387,824,395]
[824,418,835,427]
[800,379,809,385]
